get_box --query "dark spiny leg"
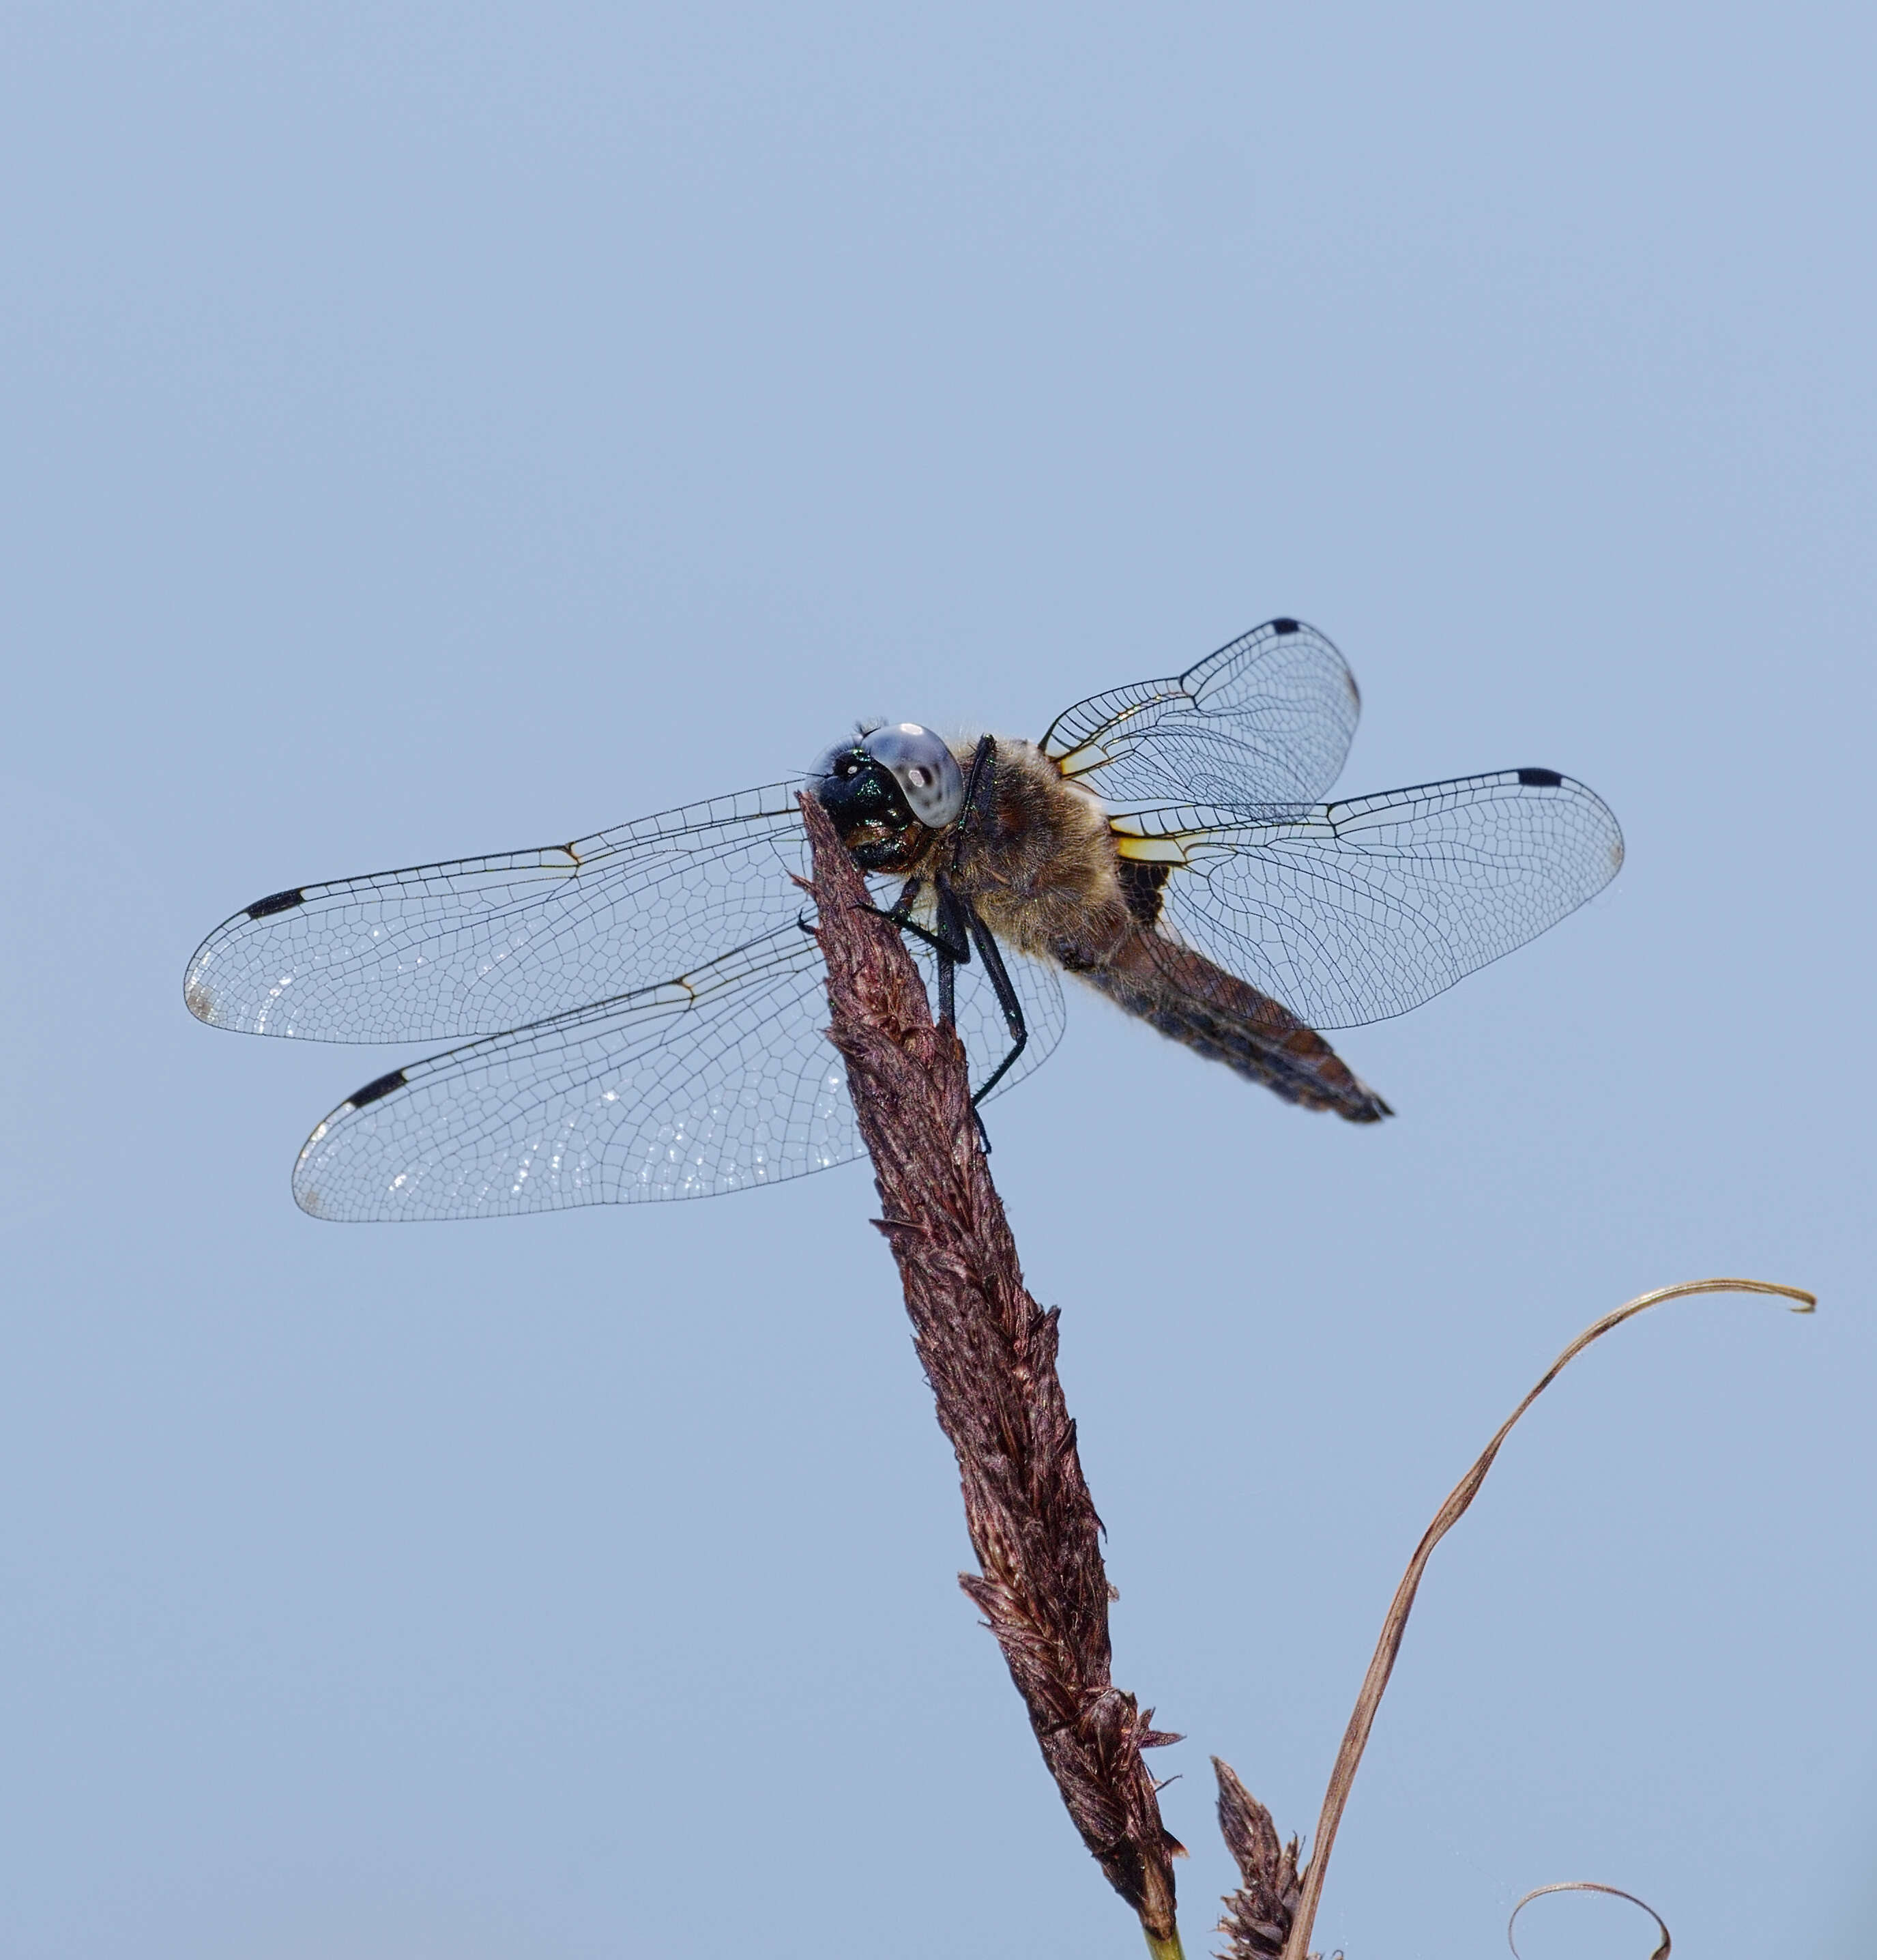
[945,749,1008,1148]
[932,878,971,1029]
[877,876,973,1026]
[875,875,969,964]
[951,736,998,874]
[856,876,924,934]
[935,938,957,1029]
[963,902,1028,1107]
[860,873,976,1035]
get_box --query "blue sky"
[1,5,1872,1955]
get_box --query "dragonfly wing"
[1116,769,1623,1031]
[293,928,852,1220]
[185,783,810,1044]
[1038,618,1361,808]
[290,917,1065,1222]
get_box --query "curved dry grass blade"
[1508,1881,1670,1959]
[1281,1278,1816,1960]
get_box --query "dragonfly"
[185,618,1622,1222]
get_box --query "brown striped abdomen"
[1079,930,1393,1123]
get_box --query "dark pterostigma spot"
[1270,617,1300,635]
[346,1069,407,1109]
[246,887,307,919]
[1516,767,1564,788]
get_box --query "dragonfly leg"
[950,736,998,874]
[880,877,922,927]
[963,901,1028,1106]
[930,878,971,1029]
[860,874,974,1030]
[875,877,970,959]
[805,871,925,938]
[805,876,929,944]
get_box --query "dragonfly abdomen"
[1079,932,1393,1124]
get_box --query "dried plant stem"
[1281,1276,1816,1960]
[1509,1881,1672,1959]
[802,794,1187,1952]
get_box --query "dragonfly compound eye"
[812,740,915,833]
[861,723,965,828]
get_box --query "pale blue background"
[1,6,1871,1957]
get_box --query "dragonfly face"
[184,618,1624,1221]
[812,722,963,871]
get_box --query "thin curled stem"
[1281,1278,1816,1960]
[1509,1880,1671,1959]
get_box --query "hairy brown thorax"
[943,738,1136,969]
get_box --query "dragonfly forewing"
[1040,618,1361,809]
[185,783,811,1044]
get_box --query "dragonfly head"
[812,723,963,869]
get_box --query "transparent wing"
[185,783,811,1043]
[1111,770,1623,1031]
[1039,618,1361,808]
[291,922,1065,1222]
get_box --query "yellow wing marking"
[1109,829,1191,866]
[1052,696,1178,779]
